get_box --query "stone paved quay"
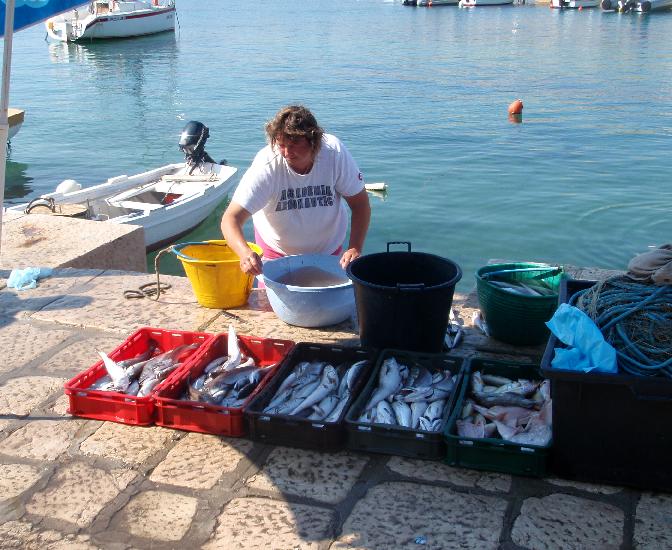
[1,265,670,549]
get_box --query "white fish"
[97,350,131,392]
[291,364,339,415]
[308,394,340,421]
[410,401,429,429]
[222,325,242,371]
[375,400,396,425]
[204,355,228,374]
[365,357,402,411]
[324,394,350,423]
[472,311,490,336]
[338,360,368,397]
[358,408,375,423]
[494,420,522,440]
[422,399,446,423]
[457,416,486,438]
[391,400,412,427]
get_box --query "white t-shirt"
[232,133,364,256]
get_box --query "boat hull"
[601,0,672,9]
[459,0,513,6]
[9,162,238,251]
[551,0,599,7]
[417,0,459,5]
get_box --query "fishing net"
[569,276,672,378]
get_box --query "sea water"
[4,0,671,291]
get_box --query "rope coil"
[570,276,672,378]
[123,246,174,301]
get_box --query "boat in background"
[8,108,24,140]
[7,122,237,251]
[551,0,599,7]
[45,0,176,42]
[417,0,459,5]
[459,0,514,6]
[601,0,672,10]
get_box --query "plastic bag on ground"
[6,267,53,291]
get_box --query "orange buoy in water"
[508,99,523,115]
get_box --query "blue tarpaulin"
[1,0,89,36]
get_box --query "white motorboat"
[45,0,176,42]
[601,0,672,10]
[459,0,513,6]
[8,122,238,251]
[417,0,459,5]
[551,0,599,7]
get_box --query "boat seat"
[109,200,164,211]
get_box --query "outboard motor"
[178,121,221,174]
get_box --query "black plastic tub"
[542,278,672,491]
[346,242,462,353]
[344,349,465,460]
[243,343,378,451]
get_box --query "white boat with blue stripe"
[45,0,176,42]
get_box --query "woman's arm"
[221,202,263,275]
[340,189,371,268]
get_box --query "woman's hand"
[240,250,263,276]
[339,247,361,269]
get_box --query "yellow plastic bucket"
[173,240,262,309]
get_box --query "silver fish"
[422,399,446,424]
[137,377,160,397]
[375,400,396,425]
[410,401,429,429]
[291,364,339,415]
[472,391,541,409]
[481,374,513,386]
[138,344,199,385]
[203,365,258,393]
[358,408,375,423]
[203,355,228,375]
[116,341,158,369]
[391,400,412,427]
[338,360,368,397]
[125,380,140,396]
[472,311,490,336]
[97,350,131,392]
[308,394,340,421]
[324,394,350,423]
[223,324,241,371]
[365,357,402,411]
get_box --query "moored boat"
[8,108,24,140]
[417,0,459,5]
[551,0,599,8]
[7,122,237,251]
[45,0,176,42]
[601,0,672,10]
[459,0,513,6]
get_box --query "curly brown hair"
[265,105,324,154]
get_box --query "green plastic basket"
[475,262,564,346]
[444,358,551,477]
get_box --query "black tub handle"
[397,283,425,292]
[387,241,411,253]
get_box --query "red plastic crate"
[64,327,213,425]
[153,333,295,436]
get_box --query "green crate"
[443,358,551,477]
